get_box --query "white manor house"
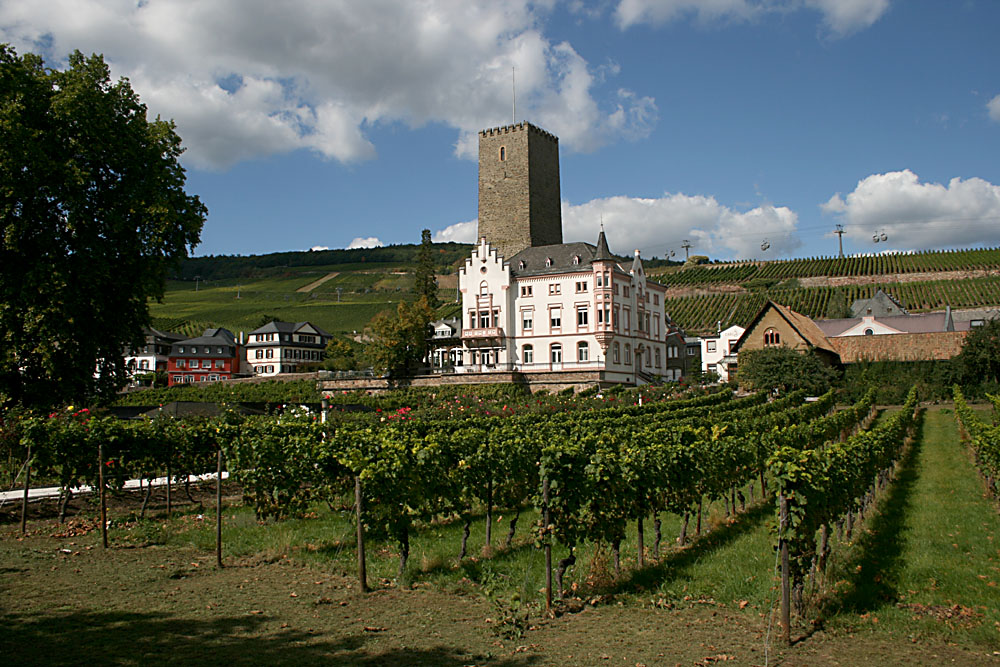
[448,121,671,386]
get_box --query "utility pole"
[681,240,692,260]
[834,224,845,258]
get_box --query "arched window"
[523,344,534,364]
[763,328,781,346]
[551,343,562,363]
[480,281,488,296]
[655,348,661,368]
[499,146,506,161]
[613,341,620,364]
[577,341,589,362]
[624,343,631,364]
[864,328,874,336]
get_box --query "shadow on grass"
[612,500,774,595]
[0,610,538,666]
[820,415,923,616]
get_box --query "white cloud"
[988,94,1000,123]
[0,0,656,170]
[347,237,384,249]
[805,0,890,37]
[432,220,478,244]
[822,170,1000,249]
[614,0,889,37]
[562,194,801,260]
[431,193,801,260]
[309,246,330,252]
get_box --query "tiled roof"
[248,320,332,337]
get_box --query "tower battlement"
[479,122,559,144]
[477,121,562,259]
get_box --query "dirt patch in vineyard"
[1,521,994,666]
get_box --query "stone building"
[477,122,562,259]
[457,121,668,386]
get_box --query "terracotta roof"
[735,301,838,356]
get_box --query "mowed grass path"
[819,406,1000,646]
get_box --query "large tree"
[0,47,206,408]
[365,297,435,378]
[957,319,1000,388]
[414,228,440,309]
[736,346,840,396]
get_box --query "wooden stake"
[216,448,224,568]
[20,445,31,536]
[99,440,108,549]
[779,493,791,646]
[543,477,552,612]
[355,475,368,593]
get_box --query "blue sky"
[4,1,1000,261]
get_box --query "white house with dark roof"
[456,231,669,385]
[244,321,332,376]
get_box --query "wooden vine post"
[99,440,109,549]
[215,446,224,568]
[20,444,31,536]
[355,475,368,593]
[165,442,172,517]
[543,477,552,612]
[779,492,791,646]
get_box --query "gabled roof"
[145,327,185,343]
[850,289,908,317]
[734,301,837,356]
[249,321,331,337]
[176,328,236,347]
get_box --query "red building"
[167,327,241,386]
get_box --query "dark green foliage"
[956,319,1000,387]
[0,47,205,408]
[113,379,322,406]
[839,360,959,404]
[736,347,840,395]
[414,229,440,309]
[172,242,472,282]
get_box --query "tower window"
[499,146,506,161]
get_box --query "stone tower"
[477,122,562,259]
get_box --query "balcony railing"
[461,327,504,340]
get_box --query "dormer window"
[518,260,526,270]
[545,257,553,267]
[572,255,580,265]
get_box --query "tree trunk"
[58,487,73,524]
[696,498,703,536]
[653,516,662,558]
[555,552,576,599]
[637,517,644,568]
[140,479,152,519]
[611,539,621,576]
[737,488,746,513]
[678,512,689,547]
[504,508,519,549]
[760,470,767,498]
[398,522,410,583]
[459,512,471,560]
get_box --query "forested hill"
[174,242,474,281]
